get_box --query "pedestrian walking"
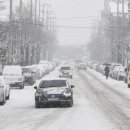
[104,65,110,79]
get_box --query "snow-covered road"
[1,68,129,130]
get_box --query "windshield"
[22,68,31,73]
[60,67,70,70]
[39,80,67,88]
[80,64,86,66]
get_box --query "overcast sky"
[2,0,105,45]
[50,0,104,45]
[45,0,105,45]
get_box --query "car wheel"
[20,83,24,89]
[128,84,130,88]
[30,81,34,85]
[0,94,6,105]
[35,102,40,108]
[68,99,73,107]
[6,91,10,100]
[124,78,127,83]
[117,76,120,81]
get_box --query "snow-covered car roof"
[22,66,31,69]
[34,77,67,87]
[3,65,22,75]
[42,77,67,81]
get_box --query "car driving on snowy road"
[22,66,36,85]
[77,63,87,70]
[59,66,73,78]
[34,78,74,108]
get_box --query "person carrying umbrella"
[104,65,110,79]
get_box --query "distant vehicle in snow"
[77,63,87,70]
[0,76,10,105]
[34,78,74,108]
[59,66,73,79]
[22,66,36,85]
[2,65,24,89]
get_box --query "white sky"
[1,0,105,45]
[45,0,104,45]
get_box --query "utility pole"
[117,0,119,18]
[19,0,23,65]
[30,0,33,19]
[19,0,22,20]
[122,0,125,64]
[41,4,51,28]
[10,0,13,21]
[9,0,13,65]
[35,0,37,21]
[46,10,51,31]
[39,0,40,21]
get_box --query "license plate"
[48,98,59,101]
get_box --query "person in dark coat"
[104,65,110,79]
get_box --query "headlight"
[63,91,71,97]
[59,73,62,76]
[35,93,42,96]
[69,72,72,75]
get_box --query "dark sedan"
[34,78,74,108]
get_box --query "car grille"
[47,94,61,98]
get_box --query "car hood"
[41,87,67,95]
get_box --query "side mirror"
[125,68,127,72]
[71,85,75,88]
[34,86,37,89]
[0,72,2,75]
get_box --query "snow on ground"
[88,68,130,99]
[0,68,116,130]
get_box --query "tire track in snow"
[77,70,130,130]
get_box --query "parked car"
[31,65,42,80]
[59,66,73,78]
[109,63,122,78]
[116,66,126,81]
[92,64,98,70]
[124,68,127,83]
[22,66,36,85]
[39,60,50,74]
[3,65,24,89]
[34,78,74,108]
[0,76,10,105]
[112,65,124,80]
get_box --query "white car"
[3,65,24,89]
[116,66,126,81]
[0,76,10,105]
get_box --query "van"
[2,65,24,89]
